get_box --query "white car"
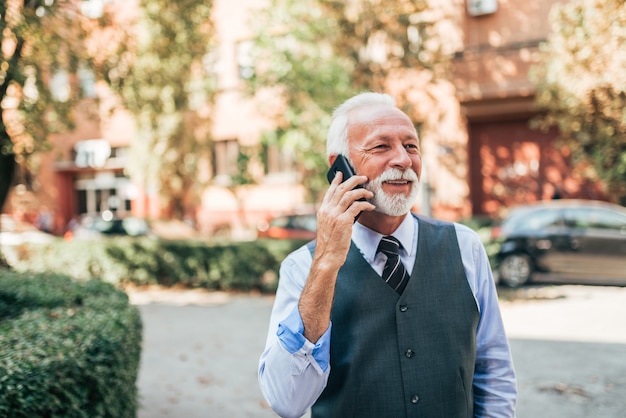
[0,214,56,246]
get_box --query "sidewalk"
[130,290,277,418]
[129,285,626,418]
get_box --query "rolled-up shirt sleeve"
[258,245,331,418]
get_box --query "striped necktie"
[377,235,409,294]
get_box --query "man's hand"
[315,172,374,265]
[298,172,374,343]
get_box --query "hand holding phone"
[327,155,366,221]
[326,155,364,195]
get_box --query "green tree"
[107,0,217,220]
[0,0,120,211]
[245,0,454,203]
[0,0,127,266]
[532,0,626,205]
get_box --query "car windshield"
[122,218,150,236]
[270,215,316,231]
[90,217,149,236]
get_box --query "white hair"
[326,92,397,160]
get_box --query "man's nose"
[389,144,412,169]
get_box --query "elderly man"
[258,92,517,418]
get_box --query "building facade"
[3,0,606,237]
[452,0,607,217]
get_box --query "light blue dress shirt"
[258,214,517,418]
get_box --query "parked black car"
[494,199,626,287]
[70,215,153,240]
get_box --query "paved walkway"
[130,290,276,417]
[128,285,626,418]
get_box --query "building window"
[467,0,498,17]
[237,40,255,80]
[75,172,133,217]
[48,65,97,102]
[213,139,240,177]
[81,0,109,19]
[74,139,111,168]
[109,146,129,166]
[264,143,296,174]
[50,70,71,102]
[78,65,97,98]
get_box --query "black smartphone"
[327,155,365,221]
[327,155,362,188]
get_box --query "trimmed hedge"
[0,271,142,418]
[4,237,307,291]
[457,217,501,269]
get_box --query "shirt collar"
[352,214,416,262]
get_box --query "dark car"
[257,213,317,240]
[494,199,626,287]
[70,215,153,240]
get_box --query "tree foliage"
[0,0,125,213]
[532,0,626,205]
[245,0,454,202]
[107,0,217,219]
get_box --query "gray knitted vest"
[310,215,478,418]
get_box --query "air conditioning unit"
[467,0,498,17]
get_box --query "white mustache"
[376,168,419,182]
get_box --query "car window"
[269,215,316,231]
[269,217,290,228]
[599,209,626,229]
[564,207,626,230]
[293,215,316,231]
[122,218,149,236]
[92,218,115,233]
[502,207,562,235]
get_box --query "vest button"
[411,394,420,404]
[405,348,414,358]
[399,305,408,312]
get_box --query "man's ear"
[328,154,338,167]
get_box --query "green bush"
[0,271,142,418]
[457,216,502,270]
[4,238,307,292]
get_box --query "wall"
[449,0,600,217]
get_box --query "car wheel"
[499,253,533,287]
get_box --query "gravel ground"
[128,284,626,418]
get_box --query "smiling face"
[347,104,422,217]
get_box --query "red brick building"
[452,0,607,217]
[3,0,607,237]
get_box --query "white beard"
[365,168,420,216]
